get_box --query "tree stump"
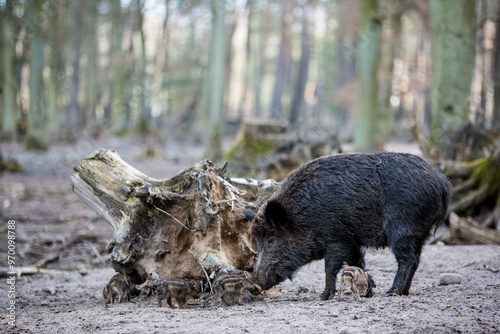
[225,119,341,180]
[70,149,279,288]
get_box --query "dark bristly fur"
[338,266,369,302]
[103,273,131,304]
[244,153,453,300]
[211,272,262,307]
[157,278,200,308]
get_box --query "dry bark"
[448,212,500,245]
[70,149,279,287]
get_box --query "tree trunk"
[1,0,17,141]
[254,0,271,118]
[135,0,150,135]
[354,0,380,153]
[67,0,84,134]
[204,0,227,161]
[237,0,254,121]
[270,1,293,121]
[492,2,500,132]
[110,0,128,135]
[429,0,476,159]
[289,6,311,129]
[25,0,48,151]
[83,0,99,124]
[71,149,279,286]
[380,12,401,138]
[46,0,63,137]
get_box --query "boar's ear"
[243,209,256,221]
[264,200,290,229]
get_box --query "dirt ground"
[1,135,499,334]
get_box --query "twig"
[0,266,67,278]
[371,267,395,273]
[199,263,213,294]
[266,296,305,303]
[89,243,107,266]
[217,176,247,211]
[34,254,59,268]
[460,261,476,268]
[153,204,194,232]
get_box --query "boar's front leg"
[320,252,344,300]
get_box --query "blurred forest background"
[1,0,500,271]
[0,0,499,160]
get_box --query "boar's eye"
[267,237,275,246]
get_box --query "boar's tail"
[433,182,453,235]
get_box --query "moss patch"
[225,133,277,164]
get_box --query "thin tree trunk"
[67,0,84,134]
[270,1,293,121]
[110,0,127,135]
[492,2,500,132]
[83,0,99,123]
[237,0,253,121]
[25,0,48,151]
[381,12,401,138]
[205,0,226,161]
[46,1,61,137]
[135,0,149,135]
[354,0,380,153]
[223,9,238,119]
[1,0,17,141]
[317,8,337,129]
[254,0,271,118]
[289,7,311,129]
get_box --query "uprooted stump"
[70,149,279,290]
[225,120,341,180]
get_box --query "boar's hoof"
[364,276,376,298]
[319,290,332,301]
[385,287,408,296]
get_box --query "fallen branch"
[449,185,490,213]
[448,212,500,245]
[34,254,60,268]
[0,266,67,278]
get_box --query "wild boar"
[157,278,200,308]
[244,152,452,300]
[103,273,131,304]
[211,272,262,306]
[337,266,369,302]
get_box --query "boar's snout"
[253,266,286,291]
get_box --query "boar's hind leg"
[388,238,423,296]
[167,294,176,308]
[321,245,364,301]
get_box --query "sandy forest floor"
[0,135,499,334]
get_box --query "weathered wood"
[448,212,500,245]
[225,119,341,180]
[453,178,477,195]
[449,185,490,213]
[0,267,67,278]
[71,149,279,286]
[482,201,500,230]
